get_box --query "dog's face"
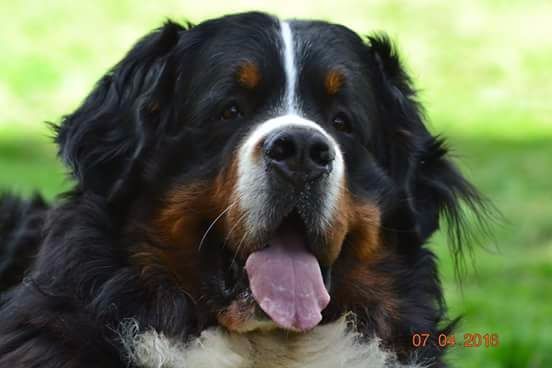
[56,12,483,337]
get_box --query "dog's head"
[56,12,485,336]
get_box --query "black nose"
[263,127,335,184]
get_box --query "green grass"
[1,0,551,366]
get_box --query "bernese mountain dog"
[0,11,488,367]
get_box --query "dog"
[0,11,487,367]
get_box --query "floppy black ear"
[365,34,488,253]
[55,20,187,200]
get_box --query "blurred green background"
[1,0,551,366]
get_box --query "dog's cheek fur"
[130,183,211,299]
[128,166,238,303]
[347,199,382,262]
[322,198,401,345]
[328,248,449,362]
[219,158,252,257]
[324,185,450,362]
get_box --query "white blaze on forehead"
[280,21,297,113]
[236,115,345,233]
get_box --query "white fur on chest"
[121,318,424,368]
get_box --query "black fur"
[0,12,489,367]
[0,194,48,292]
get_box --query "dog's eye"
[220,103,243,120]
[332,113,352,133]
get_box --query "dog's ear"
[365,34,489,257]
[55,20,188,201]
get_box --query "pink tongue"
[244,228,330,332]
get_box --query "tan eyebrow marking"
[236,62,261,89]
[325,69,345,95]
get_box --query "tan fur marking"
[324,70,345,95]
[331,197,399,333]
[335,259,399,338]
[329,187,382,264]
[237,62,261,89]
[350,201,382,261]
[321,178,350,265]
[130,183,214,298]
[218,301,255,332]
[148,101,160,113]
[217,296,277,333]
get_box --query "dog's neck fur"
[121,317,424,368]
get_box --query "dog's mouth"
[205,209,333,332]
[244,211,331,332]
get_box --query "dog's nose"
[263,127,335,184]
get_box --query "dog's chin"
[209,209,335,334]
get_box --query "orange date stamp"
[412,332,499,348]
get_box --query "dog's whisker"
[222,210,249,265]
[223,210,248,247]
[232,228,250,265]
[197,201,236,251]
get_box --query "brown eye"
[220,103,242,120]
[332,112,352,133]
